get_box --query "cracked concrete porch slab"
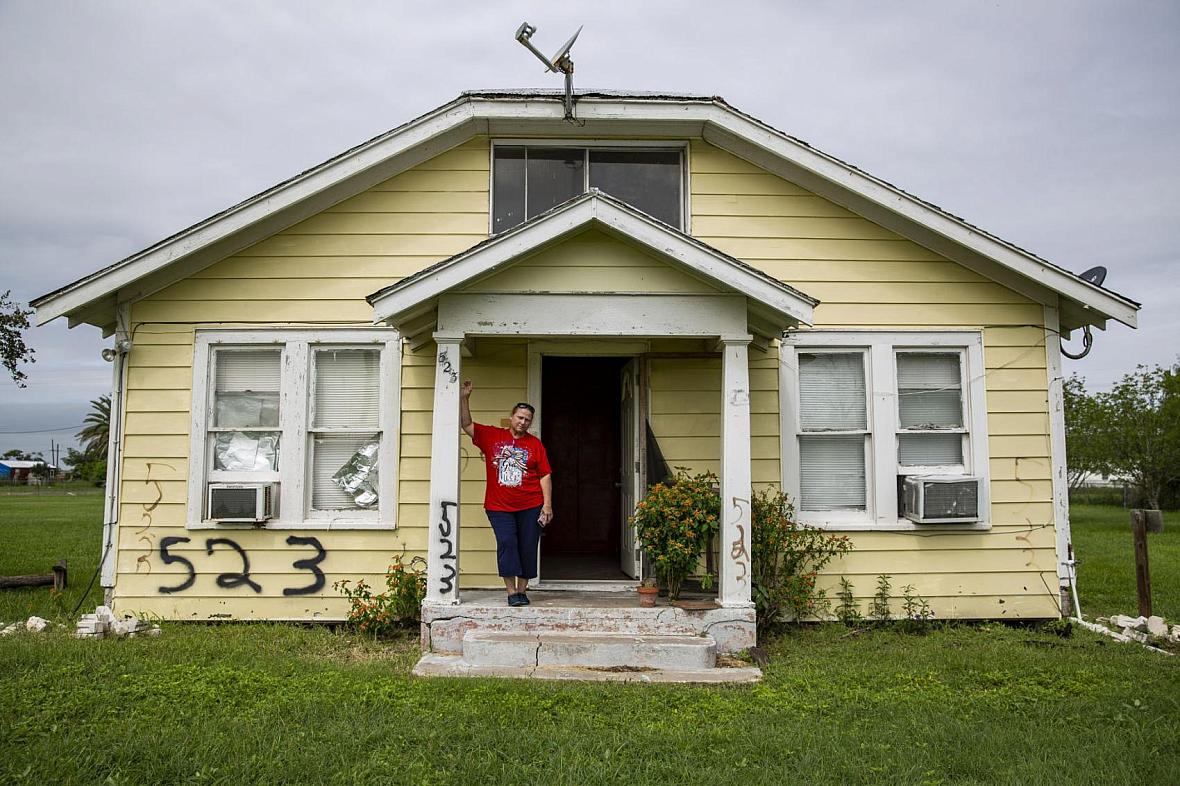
[420,590,756,655]
[463,630,717,669]
[412,653,763,684]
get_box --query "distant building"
[0,460,56,484]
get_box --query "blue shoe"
[507,593,525,607]
[518,593,531,606]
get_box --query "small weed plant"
[835,577,864,627]
[631,468,720,599]
[750,487,852,634]
[870,574,893,622]
[334,551,426,637]
[900,583,935,632]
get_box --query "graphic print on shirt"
[492,444,529,488]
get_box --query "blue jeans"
[485,506,542,579]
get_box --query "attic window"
[492,145,684,232]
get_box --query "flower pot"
[637,586,659,608]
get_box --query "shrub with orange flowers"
[333,550,427,638]
[751,487,852,635]
[630,469,720,600]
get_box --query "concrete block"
[1111,614,1145,631]
[462,631,717,670]
[1,623,19,636]
[26,616,48,633]
[1146,616,1168,637]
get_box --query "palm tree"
[76,395,111,459]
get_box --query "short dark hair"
[512,402,536,415]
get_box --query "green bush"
[631,469,720,599]
[333,551,426,637]
[750,487,851,635]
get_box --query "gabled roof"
[367,189,816,344]
[32,89,1139,333]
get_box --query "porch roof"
[367,190,817,345]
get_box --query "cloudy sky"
[1,1,1177,459]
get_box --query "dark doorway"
[540,356,629,581]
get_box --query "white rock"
[95,606,116,624]
[26,616,49,633]
[0,623,19,636]
[1146,616,1168,637]
[147,626,162,637]
[1171,625,1180,640]
[1111,614,1147,631]
[1125,629,1150,643]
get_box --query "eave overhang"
[33,90,1139,335]
[366,189,817,345]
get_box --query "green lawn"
[1071,504,1178,621]
[0,484,105,622]
[1,494,1178,784]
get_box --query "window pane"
[800,435,866,510]
[526,148,584,217]
[212,431,279,472]
[492,146,526,233]
[898,433,963,466]
[897,353,962,428]
[799,353,866,430]
[589,150,682,228]
[314,349,380,429]
[214,349,281,428]
[312,433,379,510]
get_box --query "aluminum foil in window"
[214,431,279,472]
[332,437,380,508]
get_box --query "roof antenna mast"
[515,21,583,121]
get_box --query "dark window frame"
[490,142,688,234]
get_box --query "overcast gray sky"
[2,0,1177,459]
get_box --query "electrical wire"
[0,425,85,434]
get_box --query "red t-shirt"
[471,423,551,512]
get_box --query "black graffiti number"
[283,535,327,596]
[438,500,458,592]
[158,536,197,594]
[204,538,263,593]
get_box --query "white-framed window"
[187,329,401,530]
[490,141,688,233]
[781,331,990,531]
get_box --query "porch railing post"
[719,336,754,607]
[426,333,463,604]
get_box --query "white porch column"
[719,336,754,607]
[426,333,463,604]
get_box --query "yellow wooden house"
[33,91,1139,655]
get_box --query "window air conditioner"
[902,476,982,524]
[207,483,276,523]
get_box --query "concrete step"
[462,630,716,670]
[413,652,762,684]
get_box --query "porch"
[415,590,761,682]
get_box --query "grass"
[1071,504,1179,621]
[1,493,1178,784]
[0,483,105,621]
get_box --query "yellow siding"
[690,140,1058,620]
[113,140,492,620]
[110,134,1060,622]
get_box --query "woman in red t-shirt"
[460,380,553,607]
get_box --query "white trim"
[1044,304,1072,595]
[426,335,462,604]
[185,327,400,530]
[438,293,750,338]
[100,302,130,588]
[36,95,1136,333]
[781,330,991,532]
[719,338,754,607]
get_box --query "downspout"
[99,303,131,601]
[1044,304,1077,618]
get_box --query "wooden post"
[1130,509,1153,618]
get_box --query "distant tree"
[76,395,111,459]
[1063,374,1110,489]
[0,290,35,387]
[2,449,42,461]
[65,447,106,483]
[1091,364,1180,511]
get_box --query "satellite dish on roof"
[514,21,583,121]
[1079,266,1107,286]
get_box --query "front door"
[540,356,629,580]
